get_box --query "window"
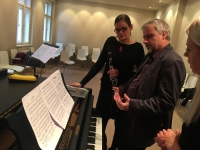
[17,0,31,45]
[43,1,52,43]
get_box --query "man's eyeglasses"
[114,27,128,33]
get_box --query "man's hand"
[113,87,130,111]
[69,82,82,88]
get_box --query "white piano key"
[87,117,102,150]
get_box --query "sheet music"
[39,73,72,129]
[31,44,58,63]
[22,87,62,150]
[50,70,74,113]
[22,70,75,150]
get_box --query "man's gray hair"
[141,19,171,41]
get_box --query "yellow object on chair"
[9,74,37,81]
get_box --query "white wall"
[155,0,181,49]
[0,0,55,53]
[53,0,155,54]
[176,0,200,74]
[155,0,180,36]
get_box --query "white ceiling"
[78,0,176,10]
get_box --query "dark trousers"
[118,131,146,150]
[102,116,109,150]
[109,111,126,150]
[96,88,126,150]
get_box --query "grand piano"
[0,73,103,150]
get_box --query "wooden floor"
[0,63,186,150]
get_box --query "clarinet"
[107,46,118,87]
[107,46,119,118]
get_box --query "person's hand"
[107,69,119,78]
[69,82,82,88]
[113,87,130,111]
[155,129,181,150]
[163,129,181,150]
[155,130,167,149]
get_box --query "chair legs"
[62,63,75,75]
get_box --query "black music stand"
[24,43,59,77]
[24,52,45,76]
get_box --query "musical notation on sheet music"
[31,44,58,63]
[22,70,74,150]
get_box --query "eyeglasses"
[114,27,128,33]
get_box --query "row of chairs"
[54,42,100,61]
[59,45,101,74]
[0,47,35,74]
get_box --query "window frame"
[43,1,52,43]
[16,1,31,46]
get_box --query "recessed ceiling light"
[149,7,152,8]
[159,0,162,2]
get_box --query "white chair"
[67,45,74,58]
[177,75,198,110]
[181,73,189,92]
[52,43,63,59]
[51,43,63,65]
[68,43,75,54]
[10,49,20,64]
[10,49,31,71]
[76,48,87,68]
[59,49,75,74]
[184,75,198,89]
[0,51,24,72]
[30,47,35,53]
[81,46,89,57]
[91,48,100,63]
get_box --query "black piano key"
[88,132,96,136]
[90,117,97,122]
[86,144,95,149]
[90,122,96,126]
[89,126,96,131]
[88,139,95,142]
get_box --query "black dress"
[80,36,145,117]
[179,117,200,150]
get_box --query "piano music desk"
[0,74,46,121]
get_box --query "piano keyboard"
[87,116,102,150]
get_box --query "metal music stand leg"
[40,62,43,77]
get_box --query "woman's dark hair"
[114,14,131,26]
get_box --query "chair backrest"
[77,49,87,60]
[92,48,100,63]
[185,75,198,89]
[81,46,89,56]
[66,45,73,57]
[30,47,35,53]
[68,43,75,54]
[182,73,189,88]
[60,49,70,62]
[10,49,18,59]
[56,43,64,51]
[55,43,64,56]
[0,51,9,65]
